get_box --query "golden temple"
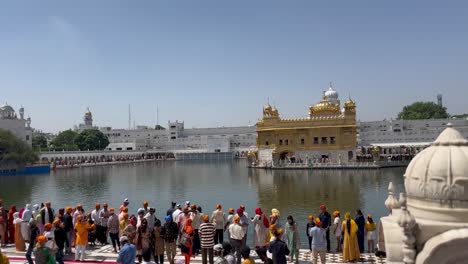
[255,84,357,164]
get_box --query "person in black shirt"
[306,215,315,252]
[268,229,289,264]
[63,207,73,254]
[26,219,40,264]
[318,205,332,252]
[54,220,67,264]
[161,215,179,264]
[167,202,176,217]
[354,209,365,253]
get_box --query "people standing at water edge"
[161,215,178,264]
[123,215,137,244]
[268,228,289,264]
[21,204,32,242]
[177,207,190,238]
[120,213,130,237]
[172,204,182,223]
[284,215,300,263]
[318,205,331,252]
[306,215,315,252]
[236,209,249,247]
[341,212,360,262]
[309,218,327,264]
[228,215,244,264]
[181,218,194,264]
[72,204,83,226]
[91,203,102,243]
[25,220,39,264]
[108,208,121,253]
[251,208,268,250]
[365,214,376,253]
[75,215,91,262]
[354,209,365,253]
[211,204,226,244]
[153,217,165,264]
[135,218,151,263]
[142,201,149,216]
[7,205,16,244]
[190,204,202,255]
[54,219,66,264]
[225,208,234,239]
[117,236,136,264]
[41,202,54,226]
[63,207,73,253]
[270,209,280,227]
[332,211,342,252]
[99,203,110,245]
[13,212,25,252]
[120,199,130,214]
[166,202,176,217]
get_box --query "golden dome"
[344,99,356,108]
[309,98,340,115]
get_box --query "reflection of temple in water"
[248,167,405,224]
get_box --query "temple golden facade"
[255,85,357,165]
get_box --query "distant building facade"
[99,120,257,156]
[0,103,32,146]
[358,118,468,147]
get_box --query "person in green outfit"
[284,215,300,263]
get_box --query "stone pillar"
[397,193,416,264]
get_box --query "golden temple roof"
[309,97,341,115]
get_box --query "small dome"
[0,104,15,113]
[404,124,468,222]
[324,86,338,99]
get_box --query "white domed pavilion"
[380,123,468,264]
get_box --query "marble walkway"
[2,244,386,264]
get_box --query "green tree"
[75,129,109,151]
[32,133,48,151]
[50,130,79,151]
[0,129,38,167]
[398,102,449,120]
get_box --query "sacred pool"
[0,160,403,247]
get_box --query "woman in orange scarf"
[181,218,194,264]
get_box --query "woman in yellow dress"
[341,212,360,262]
[119,213,129,237]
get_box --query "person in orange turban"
[74,214,91,261]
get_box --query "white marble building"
[379,124,468,264]
[358,118,468,147]
[100,120,257,155]
[0,103,32,146]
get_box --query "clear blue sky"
[1,1,467,132]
